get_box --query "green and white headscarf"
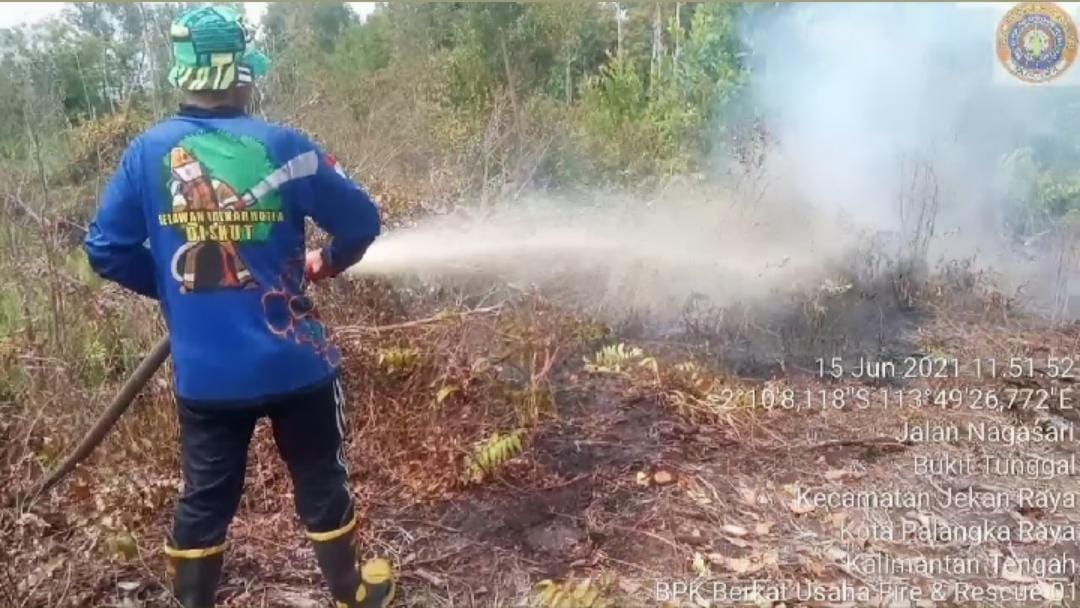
[168,5,270,91]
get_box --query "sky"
[0,2,377,29]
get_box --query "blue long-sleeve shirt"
[85,106,380,405]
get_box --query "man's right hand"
[305,249,334,282]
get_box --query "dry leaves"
[707,549,778,575]
[653,470,676,486]
[721,523,748,537]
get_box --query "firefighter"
[84,5,393,607]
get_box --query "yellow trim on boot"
[361,558,393,585]
[164,542,226,559]
[359,558,395,607]
[307,513,358,542]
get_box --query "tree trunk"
[73,51,97,121]
[102,63,117,114]
[674,2,682,78]
[615,3,623,59]
[565,57,573,104]
[499,32,518,115]
[651,2,663,95]
[23,103,65,351]
[138,2,166,118]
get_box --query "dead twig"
[791,436,911,451]
[336,305,503,336]
[402,544,472,569]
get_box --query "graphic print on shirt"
[262,281,342,367]
[157,131,317,293]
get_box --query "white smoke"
[349,3,1077,317]
[741,2,1070,262]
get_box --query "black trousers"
[169,377,354,552]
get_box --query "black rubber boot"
[312,534,395,607]
[168,551,223,608]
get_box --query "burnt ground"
[267,319,1080,607]
[343,312,1080,608]
[13,293,1080,608]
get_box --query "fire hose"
[25,299,496,499]
[25,300,496,498]
[30,335,172,498]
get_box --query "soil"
[338,313,1080,608]
[15,299,1080,608]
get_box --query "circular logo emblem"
[997,2,1079,83]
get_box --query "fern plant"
[584,343,655,374]
[462,431,524,484]
[532,577,615,608]
[667,361,707,393]
[376,346,423,375]
[584,343,641,373]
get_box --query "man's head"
[181,84,254,111]
[168,5,269,109]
